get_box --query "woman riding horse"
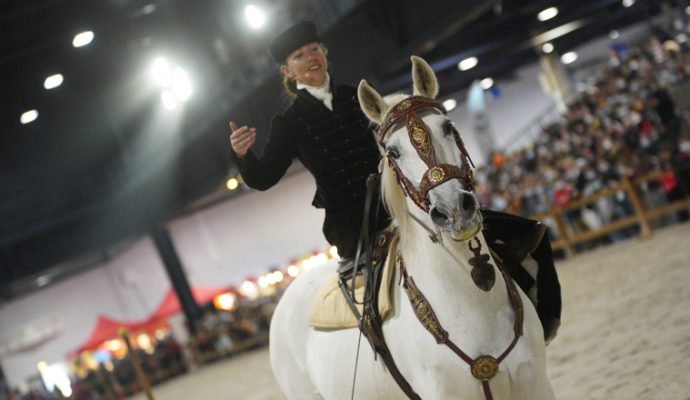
[228,21,561,341]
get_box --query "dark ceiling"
[0,0,663,301]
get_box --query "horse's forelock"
[383,93,409,109]
[377,93,409,144]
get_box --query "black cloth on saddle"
[480,208,562,339]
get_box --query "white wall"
[446,63,556,166]
[168,169,327,287]
[0,170,326,389]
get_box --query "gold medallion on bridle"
[471,356,499,381]
[429,167,445,182]
[412,126,426,144]
[399,99,412,111]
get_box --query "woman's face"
[280,42,328,87]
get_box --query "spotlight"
[20,109,38,124]
[458,56,478,71]
[542,42,554,54]
[44,74,64,90]
[72,31,94,48]
[480,77,494,90]
[171,67,192,101]
[560,51,578,65]
[151,57,172,87]
[160,90,178,110]
[245,5,266,29]
[537,7,558,22]
[622,0,635,7]
[442,99,457,111]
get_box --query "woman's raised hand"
[229,121,257,157]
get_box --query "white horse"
[269,56,555,400]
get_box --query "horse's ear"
[411,56,438,99]
[358,80,386,124]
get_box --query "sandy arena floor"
[130,222,690,400]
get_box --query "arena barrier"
[531,170,690,258]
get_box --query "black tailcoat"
[231,83,388,258]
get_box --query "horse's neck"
[397,221,508,313]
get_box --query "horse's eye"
[386,147,400,159]
[443,120,454,136]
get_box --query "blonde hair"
[282,74,299,99]
[280,43,329,100]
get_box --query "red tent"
[71,315,168,356]
[150,286,228,320]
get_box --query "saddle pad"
[309,237,398,329]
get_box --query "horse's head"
[358,56,481,242]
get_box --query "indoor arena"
[1,1,689,399]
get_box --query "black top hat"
[269,21,320,63]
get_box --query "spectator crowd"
[475,20,690,238]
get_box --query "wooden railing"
[531,170,690,258]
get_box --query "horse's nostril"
[430,206,450,226]
[462,194,476,212]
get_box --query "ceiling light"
[542,42,554,53]
[20,109,38,124]
[151,57,172,87]
[609,30,620,40]
[161,90,178,110]
[245,5,266,29]
[36,275,51,287]
[458,56,478,71]
[560,51,578,64]
[442,99,457,111]
[226,177,239,190]
[537,7,558,22]
[622,0,634,7]
[141,4,156,15]
[72,31,94,48]
[480,77,494,89]
[171,67,192,101]
[44,74,64,90]
[686,5,690,15]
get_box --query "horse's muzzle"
[429,192,481,241]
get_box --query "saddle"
[308,229,398,329]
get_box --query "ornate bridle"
[378,96,475,213]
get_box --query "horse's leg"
[270,266,332,399]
